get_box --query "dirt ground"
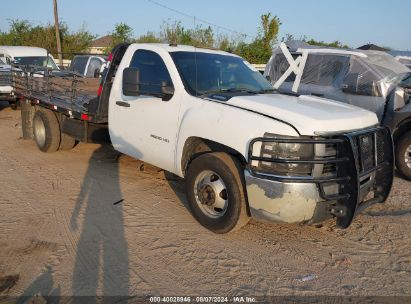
[0,101,410,299]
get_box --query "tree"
[236,13,281,63]
[135,31,162,43]
[304,38,349,49]
[0,20,94,59]
[111,23,133,46]
[159,20,215,48]
[160,20,190,45]
[260,13,281,49]
[0,20,32,45]
[216,34,244,53]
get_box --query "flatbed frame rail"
[13,68,100,121]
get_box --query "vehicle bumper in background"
[245,127,394,228]
[0,87,16,101]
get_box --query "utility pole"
[53,0,63,66]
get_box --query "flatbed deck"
[13,70,103,122]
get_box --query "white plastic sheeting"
[265,41,410,99]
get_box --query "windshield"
[14,56,58,69]
[170,51,274,96]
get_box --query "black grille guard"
[247,126,394,228]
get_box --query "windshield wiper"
[198,87,259,97]
[256,88,277,94]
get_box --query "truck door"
[109,49,181,173]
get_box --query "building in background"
[357,44,389,51]
[88,35,113,54]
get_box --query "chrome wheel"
[194,170,228,219]
[33,114,46,148]
[405,144,411,169]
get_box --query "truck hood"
[226,94,378,136]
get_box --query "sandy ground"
[0,101,410,299]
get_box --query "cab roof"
[129,43,239,57]
[0,46,49,57]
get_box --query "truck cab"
[108,44,393,232]
[15,43,394,233]
[0,46,59,69]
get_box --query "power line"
[147,0,253,39]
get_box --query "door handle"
[116,101,130,107]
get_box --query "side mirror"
[342,73,359,94]
[265,75,272,82]
[160,81,175,101]
[123,67,140,96]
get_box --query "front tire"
[9,100,19,110]
[396,132,411,180]
[185,152,249,233]
[33,109,61,152]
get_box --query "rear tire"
[59,133,77,150]
[396,132,411,181]
[33,109,61,152]
[185,152,249,233]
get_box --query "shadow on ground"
[17,266,60,304]
[70,144,129,299]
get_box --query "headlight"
[257,134,314,176]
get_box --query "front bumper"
[245,171,320,223]
[245,127,394,228]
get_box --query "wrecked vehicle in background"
[265,41,411,180]
[389,50,411,69]
[68,55,107,77]
[0,46,59,108]
[0,61,15,106]
[0,46,59,70]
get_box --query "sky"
[1,0,410,50]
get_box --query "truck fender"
[174,102,299,176]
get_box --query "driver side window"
[129,50,172,95]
